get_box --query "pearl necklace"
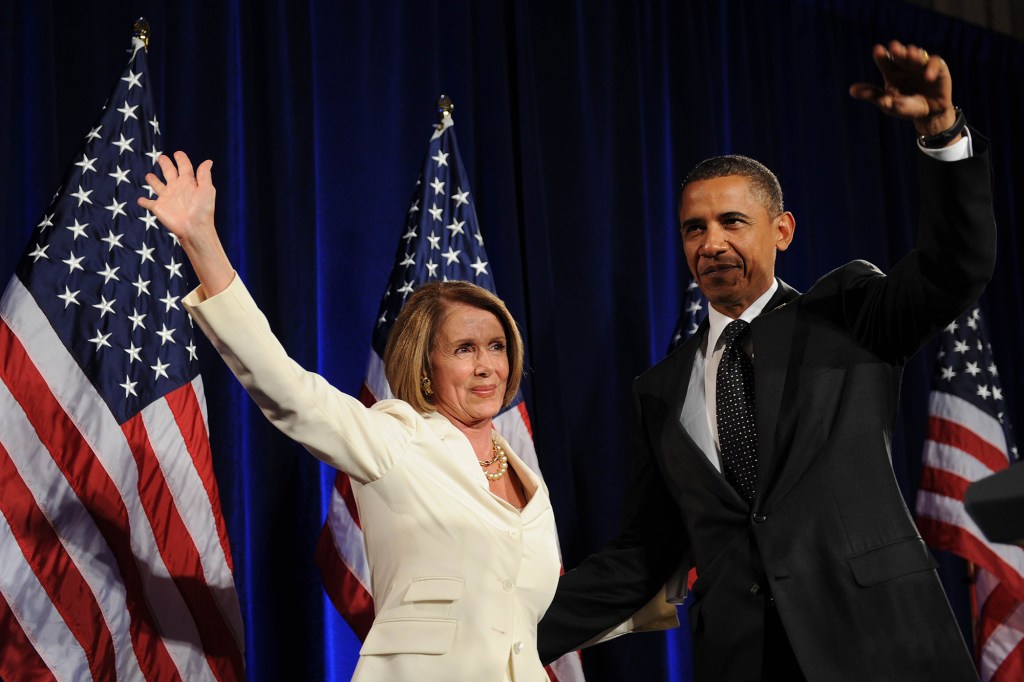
[479,438,509,481]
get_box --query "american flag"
[667,279,708,353]
[915,304,1024,681]
[313,105,585,681]
[0,30,244,680]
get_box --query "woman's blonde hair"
[383,281,524,414]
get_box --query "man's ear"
[775,211,796,252]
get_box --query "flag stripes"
[1,278,242,680]
[915,307,1024,681]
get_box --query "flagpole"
[436,93,454,129]
[132,17,150,47]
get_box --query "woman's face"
[428,303,509,429]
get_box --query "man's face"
[679,175,794,317]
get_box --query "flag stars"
[75,154,98,174]
[149,115,160,135]
[427,232,440,249]
[146,145,162,165]
[473,231,484,246]
[135,242,155,263]
[96,263,121,284]
[160,291,180,312]
[964,361,981,376]
[446,218,465,236]
[397,281,415,298]
[128,309,147,331]
[62,252,84,273]
[993,386,1003,401]
[117,100,139,121]
[71,185,94,206]
[940,366,956,381]
[109,166,131,185]
[425,260,439,277]
[432,149,449,167]
[403,227,418,241]
[58,286,81,308]
[408,198,420,214]
[186,343,198,361]
[944,321,959,334]
[470,257,489,276]
[121,69,143,89]
[430,177,445,195]
[101,231,125,251]
[28,244,49,262]
[139,212,158,230]
[113,133,134,155]
[165,258,184,279]
[988,363,999,377]
[125,342,143,363]
[428,203,443,222]
[132,274,151,297]
[92,296,116,317]
[156,324,176,346]
[377,311,387,327]
[151,358,170,380]
[119,375,139,398]
[66,219,89,240]
[105,198,128,219]
[453,188,469,207]
[399,252,416,267]
[37,213,55,230]
[441,247,461,265]
[89,329,112,350]
[953,339,969,355]
[86,125,102,141]
[976,384,992,400]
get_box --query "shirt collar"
[706,278,778,353]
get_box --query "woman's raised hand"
[138,151,235,298]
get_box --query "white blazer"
[185,277,560,682]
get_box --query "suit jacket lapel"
[659,318,744,504]
[750,279,800,505]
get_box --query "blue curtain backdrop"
[3,1,1023,679]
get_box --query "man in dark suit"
[539,41,994,681]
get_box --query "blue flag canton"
[667,280,709,353]
[371,121,494,356]
[934,305,1018,459]
[15,38,198,425]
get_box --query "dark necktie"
[716,319,758,503]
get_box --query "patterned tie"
[716,320,758,503]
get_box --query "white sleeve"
[183,276,417,484]
[918,127,973,161]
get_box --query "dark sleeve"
[803,132,997,363]
[538,383,688,663]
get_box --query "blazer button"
[502,579,515,592]
[752,512,767,524]
[513,641,525,655]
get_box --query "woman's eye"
[490,342,506,352]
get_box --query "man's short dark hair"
[681,155,784,217]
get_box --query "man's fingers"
[849,83,883,103]
[137,196,154,211]
[173,151,195,181]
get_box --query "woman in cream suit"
[139,152,561,681]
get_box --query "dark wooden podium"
[964,462,1024,547]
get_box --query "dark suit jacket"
[539,139,996,681]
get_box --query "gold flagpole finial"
[132,17,151,48]
[436,94,454,130]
